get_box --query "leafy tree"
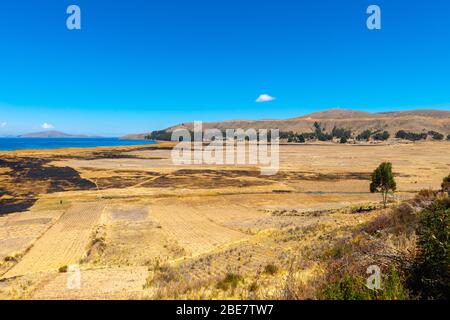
[428,131,444,141]
[395,130,427,141]
[313,122,321,131]
[356,130,372,141]
[332,126,352,140]
[281,131,306,143]
[372,131,390,141]
[313,122,332,141]
[370,162,397,208]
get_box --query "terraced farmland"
[3,202,106,279]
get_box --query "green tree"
[370,162,397,208]
[373,131,390,141]
[356,130,372,141]
[297,134,306,143]
[428,131,444,141]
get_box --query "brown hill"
[19,131,90,138]
[294,108,374,120]
[124,108,450,139]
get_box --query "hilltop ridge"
[19,131,91,138]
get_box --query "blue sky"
[1,0,449,136]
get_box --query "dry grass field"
[0,141,449,299]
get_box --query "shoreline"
[0,140,176,156]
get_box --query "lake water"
[0,138,156,151]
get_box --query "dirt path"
[2,202,106,279]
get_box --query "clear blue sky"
[1,0,449,136]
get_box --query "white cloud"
[41,122,54,129]
[0,122,6,127]
[256,94,276,103]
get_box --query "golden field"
[0,141,449,299]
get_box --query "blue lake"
[0,138,156,151]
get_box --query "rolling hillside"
[123,108,450,139]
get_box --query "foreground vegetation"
[141,176,449,300]
[319,188,449,300]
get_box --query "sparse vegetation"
[350,203,379,213]
[216,273,244,290]
[320,268,411,300]
[248,281,259,292]
[318,186,449,300]
[1,141,449,300]
[263,264,279,275]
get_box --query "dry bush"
[410,189,437,209]
[364,203,417,236]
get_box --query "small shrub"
[263,264,279,275]
[58,265,68,273]
[248,281,259,292]
[217,273,243,290]
[351,203,378,213]
[3,256,17,263]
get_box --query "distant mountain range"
[19,130,93,138]
[122,108,450,139]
